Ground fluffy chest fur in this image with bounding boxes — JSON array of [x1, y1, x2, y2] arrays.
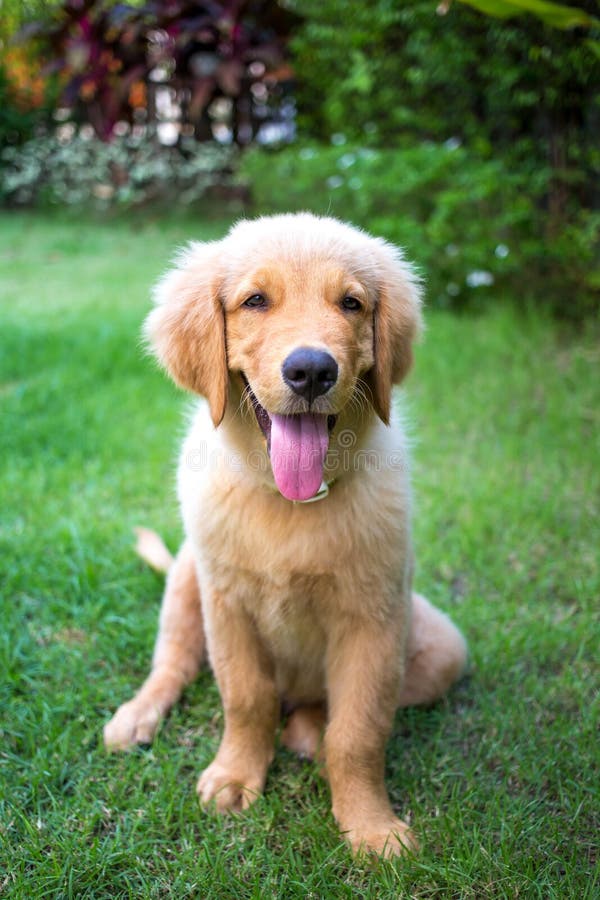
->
[[177, 401, 413, 703], [178, 403, 412, 587]]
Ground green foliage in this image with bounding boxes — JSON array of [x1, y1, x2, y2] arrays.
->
[[0, 46, 58, 149], [291, 1, 599, 164], [288, 0, 599, 319], [241, 141, 599, 317], [1, 212, 598, 897], [0, 1, 62, 147], [0, 65, 41, 146], [457, 0, 599, 30], [0, 130, 236, 209]]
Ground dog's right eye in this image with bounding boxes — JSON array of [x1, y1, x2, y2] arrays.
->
[[243, 294, 267, 309], [341, 296, 362, 312]]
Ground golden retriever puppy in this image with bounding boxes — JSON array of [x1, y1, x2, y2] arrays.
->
[[104, 213, 467, 858]]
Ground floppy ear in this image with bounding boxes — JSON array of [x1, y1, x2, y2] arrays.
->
[[144, 241, 228, 427], [365, 239, 423, 425]]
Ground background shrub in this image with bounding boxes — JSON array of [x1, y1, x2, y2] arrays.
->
[[0, 46, 57, 147], [291, 1, 599, 195], [0, 129, 236, 209], [282, 0, 599, 318], [2, 0, 598, 318], [241, 141, 598, 317]]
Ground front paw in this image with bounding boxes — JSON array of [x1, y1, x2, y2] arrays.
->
[[345, 817, 419, 859], [103, 698, 161, 751], [197, 759, 266, 813]]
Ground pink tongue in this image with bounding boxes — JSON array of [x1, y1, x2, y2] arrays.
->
[[270, 413, 329, 501]]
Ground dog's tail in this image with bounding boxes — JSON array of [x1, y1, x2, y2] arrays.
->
[[134, 527, 174, 574]]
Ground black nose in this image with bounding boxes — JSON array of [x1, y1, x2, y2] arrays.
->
[[282, 347, 339, 404]]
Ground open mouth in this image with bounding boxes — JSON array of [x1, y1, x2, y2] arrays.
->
[[242, 375, 337, 502]]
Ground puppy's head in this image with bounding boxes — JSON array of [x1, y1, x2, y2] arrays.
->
[[146, 214, 422, 500]]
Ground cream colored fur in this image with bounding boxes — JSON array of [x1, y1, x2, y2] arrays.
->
[[104, 214, 467, 858]]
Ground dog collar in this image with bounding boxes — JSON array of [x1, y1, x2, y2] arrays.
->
[[293, 479, 333, 504]]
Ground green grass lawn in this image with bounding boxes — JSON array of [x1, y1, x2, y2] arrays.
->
[[1, 211, 598, 898]]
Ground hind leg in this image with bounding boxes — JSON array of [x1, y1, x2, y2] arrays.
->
[[399, 593, 468, 707], [279, 595, 467, 759], [104, 539, 204, 750], [281, 704, 326, 762]]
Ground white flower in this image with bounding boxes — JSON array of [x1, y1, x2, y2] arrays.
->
[[495, 244, 510, 258], [466, 270, 494, 288], [337, 153, 356, 169], [326, 176, 344, 189], [444, 137, 461, 151]]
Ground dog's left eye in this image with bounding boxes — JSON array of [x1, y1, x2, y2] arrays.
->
[[243, 294, 267, 309], [341, 296, 362, 312]]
